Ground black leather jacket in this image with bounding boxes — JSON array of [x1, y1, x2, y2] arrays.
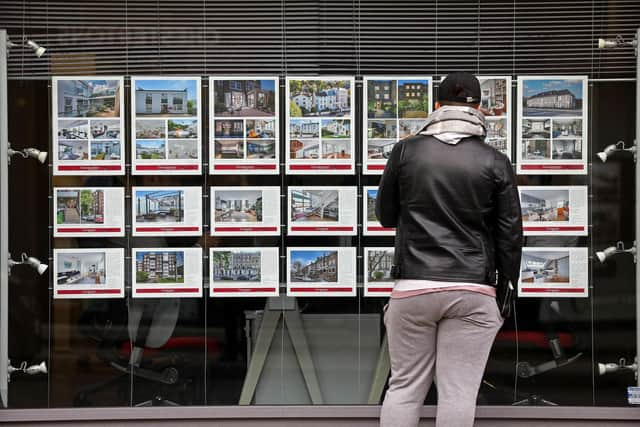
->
[[375, 134, 523, 289]]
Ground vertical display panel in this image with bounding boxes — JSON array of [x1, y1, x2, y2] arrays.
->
[[362, 186, 395, 236], [211, 186, 281, 236], [131, 76, 202, 175], [286, 247, 357, 297], [519, 186, 588, 236], [52, 76, 125, 175], [131, 186, 202, 236], [363, 76, 433, 174], [132, 247, 203, 298], [364, 247, 395, 297], [53, 248, 125, 299], [53, 187, 125, 237], [517, 76, 588, 174], [286, 77, 355, 174], [518, 247, 589, 297], [287, 186, 357, 236], [477, 76, 512, 158], [210, 247, 279, 297], [209, 77, 279, 174]]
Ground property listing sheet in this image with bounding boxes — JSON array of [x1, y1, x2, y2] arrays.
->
[[131, 76, 202, 174], [519, 186, 588, 236], [209, 76, 279, 174], [287, 186, 357, 236], [52, 76, 125, 175], [518, 247, 589, 297], [286, 77, 355, 174], [363, 76, 432, 174], [362, 186, 395, 236], [132, 247, 203, 298], [131, 186, 202, 236], [517, 76, 588, 174], [287, 246, 357, 297], [53, 248, 125, 299], [364, 247, 395, 297], [211, 186, 280, 236], [477, 76, 512, 159], [53, 187, 125, 237], [210, 247, 279, 297]]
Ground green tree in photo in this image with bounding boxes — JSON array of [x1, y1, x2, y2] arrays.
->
[[254, 198, 263, 221], [137, 271, 149, 283], [187, 100, 195, 115], [80, 190, 94, 218], [290, 102, 302, 117], [213, 251, 232, 270]]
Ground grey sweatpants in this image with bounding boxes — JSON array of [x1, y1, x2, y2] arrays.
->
[[380, 291, 503, 427]]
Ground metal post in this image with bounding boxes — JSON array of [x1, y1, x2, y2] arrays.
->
[[0, 28, 10, 407], [636, 27, 640, 387]]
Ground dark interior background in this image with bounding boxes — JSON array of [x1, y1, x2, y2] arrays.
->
[[1, 0, 638, 409]]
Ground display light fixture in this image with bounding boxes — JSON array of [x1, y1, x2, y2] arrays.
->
[[596, 140, 637, 163], [595, 241, 637, 264], [7, 252, 48, 276], [597, 357, 638, 377], [597, 35, 638, 50], [7, 143, 47, 164], [7, 360, 47, 382], [5, 38, 47, 58]]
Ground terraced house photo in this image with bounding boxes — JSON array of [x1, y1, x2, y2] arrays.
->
[[136, 251, 184, 284], [367, 79, 397, 118], [289, 80, 351, 117], [56, 189, 104, 225], [213, 250, 261, 282], [214, 79, 276, 117], [57, 79, 121, 118], [135, 79, 197, 117], [397, 79, 429, 118], [368, 250, 394, 282], [290, 250, 338, 282]]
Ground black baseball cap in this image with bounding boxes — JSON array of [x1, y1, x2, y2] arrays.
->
[[438, 72, 481, 105]]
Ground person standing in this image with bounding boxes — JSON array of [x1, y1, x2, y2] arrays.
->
[[377, 72, 523, 427]]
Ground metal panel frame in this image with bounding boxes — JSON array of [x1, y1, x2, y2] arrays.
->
[[0, 28, 9, 408]]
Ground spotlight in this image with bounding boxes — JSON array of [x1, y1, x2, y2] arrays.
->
[[595, 241, 636, 264], [596, 140, 636, 163], [597, 35, 638, 50], [24, 361, 48, 375], [25, 40, 46, 58], [7, 143, 48, 165], [8, 253, 48, 276], [597, 357, 637, 376]]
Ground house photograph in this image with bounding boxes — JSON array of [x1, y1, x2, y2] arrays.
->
[[322, 140, 351, 159], [215, 119, 244, 138], [398, 79, 429, 118], [136, 251, 184, 284], [58, 120, 88, 139], [136, 190, 184, 223], [56, 189, 104, 225], [522, 119, 551, 139], [367, 139, 396, 159], [289, 139, 319, 159], [552, 139, 582, 159], [520, 251, 570, 284], [58, 140, 88, 161], [57, 252, 106, 285], [136, 139, 165, 159], [522, 79, 583, 116], [479, 78, 508, 116], [521, 189, 570, 222], [215, 190, 263, 223], [290, 250, 338, 282], [368, 250, 394, 282], [214, 79, 276, 117], [168, 119, 198, 139], [246, 119, 276, 138], [289, 79, 351, 117], [290, 119, 319, 138], [552, 119, 582, 138], [247, 140, 276, 159], [522, 139, 551, 160], [367, 189, 377, 221], [321, 119, 350, 139], [213, 250, 261, 282], [91, 119, 120, 140], [136, 120, 165, 139], [399, 119, 425, 138], [368, 120, 397, 139], [57, 79, 120, 118], [135, 79, 197, 117], [168, 140, 198, 159], [291, 189, 339, 222], [367, 79, 397, 119], [91, 141, 121, 160], [215, 139, 244, 159]]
